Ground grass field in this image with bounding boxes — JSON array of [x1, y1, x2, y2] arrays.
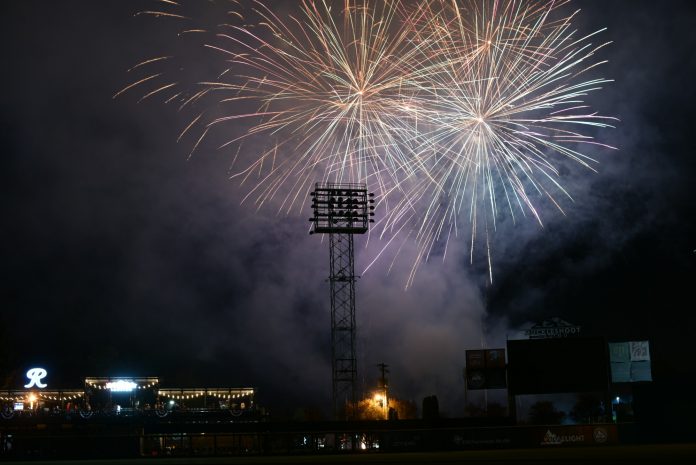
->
[[3, 444, 696, 465]]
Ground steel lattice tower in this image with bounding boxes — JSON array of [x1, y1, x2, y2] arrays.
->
[[310, 183, 374, 419]]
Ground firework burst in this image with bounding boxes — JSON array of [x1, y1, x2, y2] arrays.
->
[[377, 0, 617, 285], [120, 0, 616, 286], [121, 0, 435, 213]]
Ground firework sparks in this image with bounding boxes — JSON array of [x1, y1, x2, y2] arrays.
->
[[120, 0, 616, 286], [122, 0, 433, 213], [379, 0, 617, 285]]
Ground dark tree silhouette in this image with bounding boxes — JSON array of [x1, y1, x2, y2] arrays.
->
[[570, 393, 604, 424], [528, 401, 565, 425]]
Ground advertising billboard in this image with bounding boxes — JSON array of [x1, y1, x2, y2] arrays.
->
[[609, 341, 652, 383], [507, 337, 608, 395], [465, 349, 507, 390]]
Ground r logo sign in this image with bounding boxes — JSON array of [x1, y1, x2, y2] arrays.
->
[[24, 368, 48, 388]]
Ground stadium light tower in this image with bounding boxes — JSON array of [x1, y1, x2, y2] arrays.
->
[[310, 182, 374, 419]]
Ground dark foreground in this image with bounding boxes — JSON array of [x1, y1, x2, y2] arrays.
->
[[2, 444, 696, 465]]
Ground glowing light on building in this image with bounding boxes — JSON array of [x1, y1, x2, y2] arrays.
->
[[105, 380, 138, 392], [27, 393, 38, 410]]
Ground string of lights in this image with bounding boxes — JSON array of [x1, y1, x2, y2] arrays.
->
[[84, 377, 160, 391], [38, 392, 84, 401], [2, 377, 255, 406], [2, 392, 84, 402], [157, 389, 254, 401]]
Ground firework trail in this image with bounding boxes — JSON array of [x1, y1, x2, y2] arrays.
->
[[119, 0, 615, 286]]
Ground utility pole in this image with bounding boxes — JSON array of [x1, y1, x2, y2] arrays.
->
[[377, 363, 389, 419]]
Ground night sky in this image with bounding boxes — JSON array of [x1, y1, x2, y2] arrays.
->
[[2, 1, 695, 416]]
